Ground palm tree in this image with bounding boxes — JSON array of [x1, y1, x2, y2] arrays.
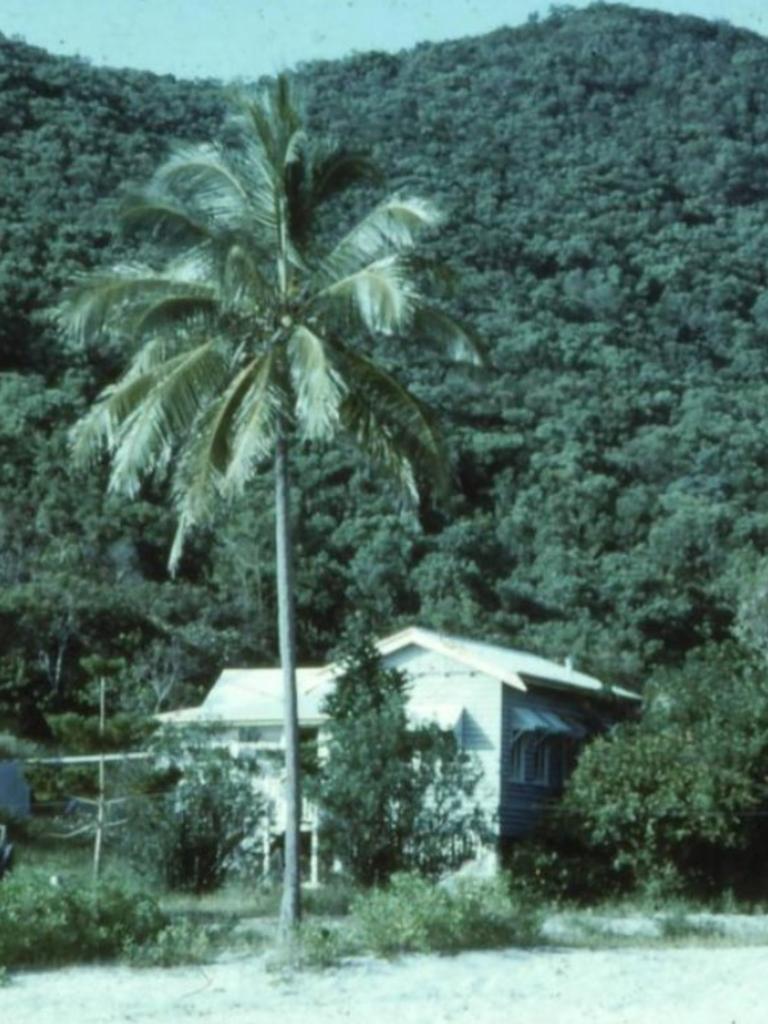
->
[[59, 76, 480, 937]]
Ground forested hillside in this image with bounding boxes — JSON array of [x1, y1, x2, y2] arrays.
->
[[3, 3, 768, 730]]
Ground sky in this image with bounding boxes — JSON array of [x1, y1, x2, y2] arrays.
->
[[1, 1, 766, 82]]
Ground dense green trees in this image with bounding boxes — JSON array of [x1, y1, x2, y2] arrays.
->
[[2, 3, 768, 782]]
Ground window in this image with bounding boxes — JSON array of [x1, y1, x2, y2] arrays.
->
[[509, 733, 580, 787], [509, 731, 550, 785], [238, 726, 262, 743]]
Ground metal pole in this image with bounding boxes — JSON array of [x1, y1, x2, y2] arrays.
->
[[93, 677, 106, 881]]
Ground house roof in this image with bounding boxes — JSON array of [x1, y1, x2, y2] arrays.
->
[[367, 627, 640, 701], [157, 625, 639, 728], [157, 667, 334, 726]]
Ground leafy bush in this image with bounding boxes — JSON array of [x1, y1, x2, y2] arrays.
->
[[0, 733, 38, 760], [296, 921, 357, 969], [120, 727, 264, 893], [351, 873, 541, 957], [560, 644, 768, 900], [310, 633, 486, 886], [123, 918, 215, 967], [0, 869, 167, 968], [303, 876, 360, 917], [503, 822, 624, 906]]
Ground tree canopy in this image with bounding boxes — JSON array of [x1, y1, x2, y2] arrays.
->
[[3, 3, 768, 729]]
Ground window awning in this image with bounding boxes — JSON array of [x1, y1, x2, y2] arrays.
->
[[509, 707, 586, 738]]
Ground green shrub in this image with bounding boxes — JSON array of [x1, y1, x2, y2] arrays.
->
[[120, 728, 264, 893], [303, 877, 361, 917], [0, 733, 38, 760], [503, 827, 623, 906], [351, 873, 541, 957], [557, 644, 768, 901], [0, 869, 167, 968], [123, 919, 215, 967], [658, 910, 723, 942], [298, 921, 356, 969]]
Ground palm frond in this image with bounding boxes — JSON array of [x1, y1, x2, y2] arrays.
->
[[274, 74, 302, 134], [314, 196, 442, 286], [223, 351, 280, 495], [284, 128, 308, 169], [119, 190, 213, 245], [288, 324, 346, 440], [412, 306, 488, 366], [167, 355, 271, 573], [311, 146, 382, 205], [130, 294, 218, 337], [221, 243, 273, 311], [315, 256, 416, 334], [59, 265, 196, 344], [231, 76, 301, 179], [70, 372, 157, 466], [335, 347, 448, 498], [107, 342, 229, 497], [152, 143, 258, 229]]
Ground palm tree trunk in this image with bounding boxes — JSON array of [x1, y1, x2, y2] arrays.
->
[[274, 430, 302, 939]]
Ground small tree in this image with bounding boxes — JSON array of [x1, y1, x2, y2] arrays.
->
[[309, 632, 484, 886], [560, 642, 768, 899], [122, 726, 264, 893]]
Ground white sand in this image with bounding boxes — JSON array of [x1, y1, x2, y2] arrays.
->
[[3, 943, 767, 1024]]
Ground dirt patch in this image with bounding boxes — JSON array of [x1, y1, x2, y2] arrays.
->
[[3, 943, 767, 1024]]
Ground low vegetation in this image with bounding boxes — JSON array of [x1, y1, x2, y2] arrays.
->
[[0, 869, 168, 969], [350, 873, 542, 957]]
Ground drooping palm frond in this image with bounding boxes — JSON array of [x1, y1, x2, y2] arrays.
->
[[288, 324, 346, 441], [107, 342, 229, 496], [129, 294, 218, 338], [313, 196, 442, 286], [221, 351, 281, 496], [335, 347, 448, 499], [315, 255, 417, 335], [411, 305, 487, 366], [71, 373, 158, 466], [58, 260, 220, 346], [286, 142, 381, 247], [153, 143, 275, 234], [310, 145, 382, 205], [166, 354, 275, 572], [120, 189, 214, 245], [59, 266, 181, 343]]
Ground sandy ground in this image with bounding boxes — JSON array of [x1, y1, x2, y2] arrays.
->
[[3, 941, 767, 1024]]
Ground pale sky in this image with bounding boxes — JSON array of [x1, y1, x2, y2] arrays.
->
[[1, 1, 766, 82]]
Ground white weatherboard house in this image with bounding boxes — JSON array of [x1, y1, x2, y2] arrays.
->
[[160, 627, 640, 854]]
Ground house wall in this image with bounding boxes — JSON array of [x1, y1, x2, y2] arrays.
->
[[499, 686, 612, 838], [384, 645, 503, 829]]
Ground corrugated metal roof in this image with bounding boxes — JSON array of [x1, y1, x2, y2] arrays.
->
[[157, 625, 640, 727], [158, 667, 334, 726], [374, 627, 640, 701]]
